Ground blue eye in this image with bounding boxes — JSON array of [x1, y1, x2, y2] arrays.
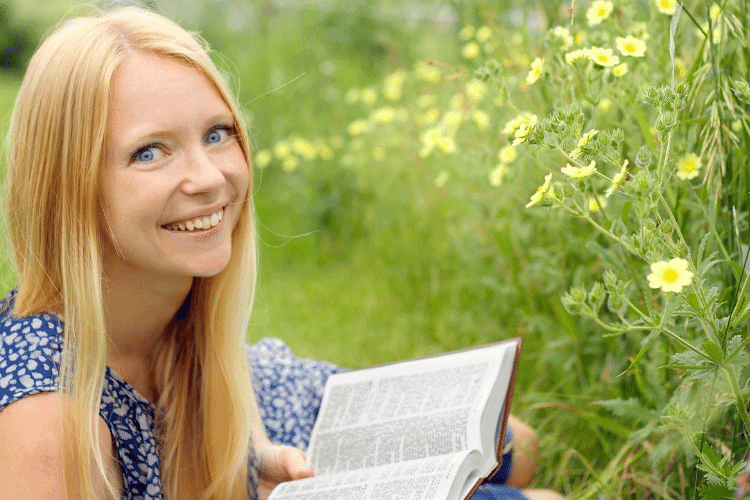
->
[[131, 144, 163, 164], [206, 126, 235, 145]]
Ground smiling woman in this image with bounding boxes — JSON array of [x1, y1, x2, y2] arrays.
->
[[101, 51, 249, 285], [0, 6, 310, 500]]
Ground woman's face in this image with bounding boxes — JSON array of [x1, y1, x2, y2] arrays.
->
[[101, 51, 249, 289]]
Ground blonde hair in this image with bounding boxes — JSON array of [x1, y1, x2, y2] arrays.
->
[[6, 6, 257, 500]]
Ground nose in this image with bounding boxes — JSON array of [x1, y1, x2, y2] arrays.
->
[[180, 147, 225, 198]]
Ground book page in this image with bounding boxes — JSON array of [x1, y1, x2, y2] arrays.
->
[[268, 450, 480, 500], [307, 340, 518, 475]]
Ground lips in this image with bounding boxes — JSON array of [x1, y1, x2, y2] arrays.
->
[[162, 207, 224, 232]]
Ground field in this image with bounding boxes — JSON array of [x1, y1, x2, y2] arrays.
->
[[1, 0, 749, 498]]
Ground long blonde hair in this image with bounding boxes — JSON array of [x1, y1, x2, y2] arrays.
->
[[6, 6, 257, 499]]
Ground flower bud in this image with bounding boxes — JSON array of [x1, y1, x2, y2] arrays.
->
[[636, 145, 652, 169]]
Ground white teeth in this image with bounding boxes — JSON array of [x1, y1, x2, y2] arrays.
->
[[165, 208, 224, 232]]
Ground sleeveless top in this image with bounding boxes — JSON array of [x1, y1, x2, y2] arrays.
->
[[0, 289, 258, 500]]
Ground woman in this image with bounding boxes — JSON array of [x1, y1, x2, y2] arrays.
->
[[0, 6, 310, 500]]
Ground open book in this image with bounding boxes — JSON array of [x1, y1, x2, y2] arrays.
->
[[267, 338, 522, 500]]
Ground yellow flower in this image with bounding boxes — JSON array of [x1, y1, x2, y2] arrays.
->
[[503, 113, 534, 135], [434, 170, 450, 188], [616, 36, 647, 57], [489, 164, 508, 187], [370, 106, 396, 123], [655, 0, 678, 15], [347, 119, 371, 136], [588, 196, 607, 212], [498, 145, 518, 163], [561, 160, 597, 179], [442, 110, 463, 127], [571, 129, 598, 159], [273, 140, 291, 159], [318, 145, 334, 161], [417, 107, 440, 127], [292, 137, 316, 160], [605, 160, 629, 197], [415, 61, 441, 83], [565, 48, 590, 65], [344, 88, 360, 104], [459, 25, 475, 41], [465, 79, 488, 102], [647, 258, 693, 292], [526, 173, 554, 208], [254, 149, 272, 168], [282, 156, 299, 172], [588, 47, 620, 67], [361, 87, 377, 105], [512, 114, 537, 146], [449, 93, 464, 110], [462, 42, 481, 59], [437, 136, 456, 154], [598, 98, 613, 112], [420, 127, 454, 157], [383, 70, 407, 101], [675, 57, 687, 78], [417, 94, 436, 109], [550, 26, 573, 49], [476, 25, 493, 43], [676, 153, 702, 180], [525, 58, 544, 85], [612, 62, 629, 77], [471, 110, 490, 130], [587, 0, 614, 26]]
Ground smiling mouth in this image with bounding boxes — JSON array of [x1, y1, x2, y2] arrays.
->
[[163, 207, 224, 232]]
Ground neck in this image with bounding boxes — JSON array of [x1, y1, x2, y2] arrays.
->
[[101, 270, 193, 403]]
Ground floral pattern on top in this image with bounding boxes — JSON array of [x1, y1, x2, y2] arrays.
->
[[0, 289, 258, 500]]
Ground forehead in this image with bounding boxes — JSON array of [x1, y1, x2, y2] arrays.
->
[[107, 51, 232, 143]]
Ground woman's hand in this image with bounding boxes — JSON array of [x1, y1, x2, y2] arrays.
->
[[257, 444, 315, 500]]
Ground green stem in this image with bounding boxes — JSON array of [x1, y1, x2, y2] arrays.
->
[[659, 326, 712, 360], [723, 364, 750, 436], [657, 132, 673, 192], [728, 258, 750, 325], [581, 214, 639, 256]]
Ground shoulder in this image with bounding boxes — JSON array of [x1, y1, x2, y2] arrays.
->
[[0, 392, 120, 500], [0, 300, 63, 412]]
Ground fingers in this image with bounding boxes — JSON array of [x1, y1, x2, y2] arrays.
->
[[279, 447, 314, 480], [260, 445, 314, 482]]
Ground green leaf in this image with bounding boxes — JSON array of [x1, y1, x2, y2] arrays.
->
[[579, 410, 632, 439], [594, 398, 658, 424], [620, 329, 660, 376], [698, 483, 733, 500], [701, 340, 724, 364]]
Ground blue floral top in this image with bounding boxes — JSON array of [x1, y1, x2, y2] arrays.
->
[[0, 288, 527, 500], [0, 289, 257, 500]]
